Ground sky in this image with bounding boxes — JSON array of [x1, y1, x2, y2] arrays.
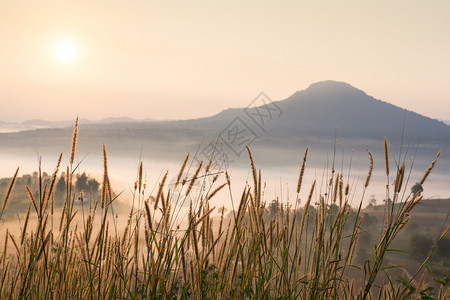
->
[[1, 0, 449, 123]]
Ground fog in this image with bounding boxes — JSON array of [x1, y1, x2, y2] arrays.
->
[[1, 148, 449, 216]]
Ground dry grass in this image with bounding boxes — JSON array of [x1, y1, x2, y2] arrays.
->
[[0, 121, 448, 299]]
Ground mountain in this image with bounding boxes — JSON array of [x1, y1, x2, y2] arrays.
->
[[1, 81, 449, 167], [278, 81, 449, 141], [0, 117, 151, 133], [182, 81, 450, 141]]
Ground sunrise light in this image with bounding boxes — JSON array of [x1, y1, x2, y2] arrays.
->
[[53, 39, 78, 63]]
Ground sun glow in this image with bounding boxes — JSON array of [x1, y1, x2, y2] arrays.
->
[[53, 39, 78, 62]]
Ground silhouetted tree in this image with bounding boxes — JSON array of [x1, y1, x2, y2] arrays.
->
[[56, 176, 66, 194], [268, 199, 280, 218], [367, 196, 377, 209], [88, 178, 100, 195], [76, 173, 88, 191], [24, 175, 32, 186], [411, 182, 423, 196]]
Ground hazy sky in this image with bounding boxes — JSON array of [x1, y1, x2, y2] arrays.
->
[[1, 0, 449, 122]]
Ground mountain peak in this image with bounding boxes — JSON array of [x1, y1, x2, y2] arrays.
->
[[307, 80, 356, 90], [292, 80, 367, 98]]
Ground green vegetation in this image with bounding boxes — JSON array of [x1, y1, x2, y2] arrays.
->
[[0, 120, 448, 299]]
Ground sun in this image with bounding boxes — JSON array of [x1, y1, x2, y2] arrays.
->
[[53, 39, 78, 62]]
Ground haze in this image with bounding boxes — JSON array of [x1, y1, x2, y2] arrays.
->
[[1, 1, 449, 122]]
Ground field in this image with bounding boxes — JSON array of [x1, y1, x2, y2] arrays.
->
[[0, 120, 449, 299]]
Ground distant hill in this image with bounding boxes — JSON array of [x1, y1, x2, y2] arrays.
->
[[1, 81, 449, 167], [0, 117, 150, 133]]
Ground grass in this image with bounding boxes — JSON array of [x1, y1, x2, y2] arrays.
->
[[0, 119, 448, 299]]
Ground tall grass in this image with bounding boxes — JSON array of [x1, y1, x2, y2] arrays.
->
[[0, 120, 448, 299]]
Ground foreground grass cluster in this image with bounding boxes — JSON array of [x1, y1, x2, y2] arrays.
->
[[0, 119, 448, 299]]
